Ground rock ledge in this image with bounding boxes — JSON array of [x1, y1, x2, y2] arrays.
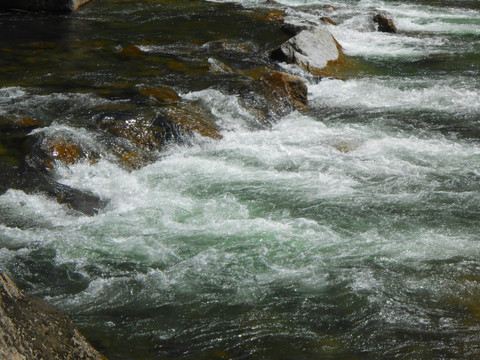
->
[[0, 273, 106, 360]]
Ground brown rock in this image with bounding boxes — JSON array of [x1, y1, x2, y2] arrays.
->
[[0, 117, 40, 133], [139, 87, 180, 103], [373, 13, 397, 33], [46, 140, 83, 167], [120, 151, 143, 170], [26, 136, 98, 172], [119, 45, 143, 58], [164, 104, 222, 140], [321, 16, 337, 26], [0, 272, 106, 360], [261, 72, 308, 115], [99, 118, 159, 151], [322, 4, 337, 11], [265, 10, 285, 23]]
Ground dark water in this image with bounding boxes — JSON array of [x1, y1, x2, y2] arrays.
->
[[1, 0, 480, 359]]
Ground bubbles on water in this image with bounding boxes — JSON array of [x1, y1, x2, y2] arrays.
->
[[309, 77, 480, 113]]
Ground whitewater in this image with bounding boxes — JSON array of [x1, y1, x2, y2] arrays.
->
[[1, 0, 479, 358]]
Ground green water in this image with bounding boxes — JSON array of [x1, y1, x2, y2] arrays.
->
[[1, 0, 480, 359]]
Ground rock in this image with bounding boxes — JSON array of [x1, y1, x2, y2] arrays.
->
[[139, 87, 180, 104], [41, 174, 108, 216], [44, 140, 84, 168], [323, 4, 337, 11], [119, 45, 143, 58], [261, 72, 308, 115], [0, 117, 40, 132], [280, 23, 310, 37], [11, 162, 107, 215], [320, 16, 337, 26], [260, 10, 285, 23], [373, 13, 397, 33], [0, 272, 106, 360], [97, 116, 161, 152], [0, 0, 92, 12], [26, 134, 99, 171], [161, 103, 222, 140], [271, 26, 342, 76], [208, 57, 234, 74]]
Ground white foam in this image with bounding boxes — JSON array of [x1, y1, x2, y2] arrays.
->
[[309, 77, 480, 113]]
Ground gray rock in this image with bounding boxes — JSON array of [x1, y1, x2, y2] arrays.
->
[[271, 25, 342, 75], [0, 272, 106, 359], [0, 0, 92, 12]]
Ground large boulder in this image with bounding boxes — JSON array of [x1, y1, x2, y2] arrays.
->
[[271, 25, 342, 75], [0, 0, 92, 12], [0, 273, 106, 359]]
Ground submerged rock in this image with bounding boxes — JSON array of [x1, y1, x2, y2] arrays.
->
[[270, 25, 342, 75], [0, 0, 93, 12], [119, 45, 144, 58], [261, 72, 308, 115], [0, 272, 106, 360], [373, 12, 397, 33], [0, 117, 40, 132], [139, 87, 180, 104], [8, 162, 108, 216], [255, 10, 285, 23]]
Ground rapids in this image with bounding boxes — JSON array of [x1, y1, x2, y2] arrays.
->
[[1, 0, 480, 358]]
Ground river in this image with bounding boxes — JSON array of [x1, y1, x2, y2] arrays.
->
[[1, 0, 480, 358]]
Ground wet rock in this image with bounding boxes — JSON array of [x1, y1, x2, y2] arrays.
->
[[139, 87, 180, 104], [44, 140, 83, 168], [97, 116, 161, 152], [42, 175, 107, 216], [0, 272, 106, 360], [161, 103, 222, 140], [93, 109, 210, 169], [119, 151, 143, 170], [280, 23, 310, 37], [256, 10, 285, 23], [26, 134, 99, 172], [0, 0, 93, 12], [0, 117, 40, 163], [208, 57, 234, 74], [323, 4, 337, 11], [0, 117, 40, 132], [320, 17, 337, 26], [373, 12, 397, 33], [261, 72, 308, 115], [119, 45, 144, 58], [4, 162, 107, 216], [0, 125, 107, 216], [271, 25, 342, 76]]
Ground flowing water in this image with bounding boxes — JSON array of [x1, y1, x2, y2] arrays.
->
[[1, 0, 480, 358]]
